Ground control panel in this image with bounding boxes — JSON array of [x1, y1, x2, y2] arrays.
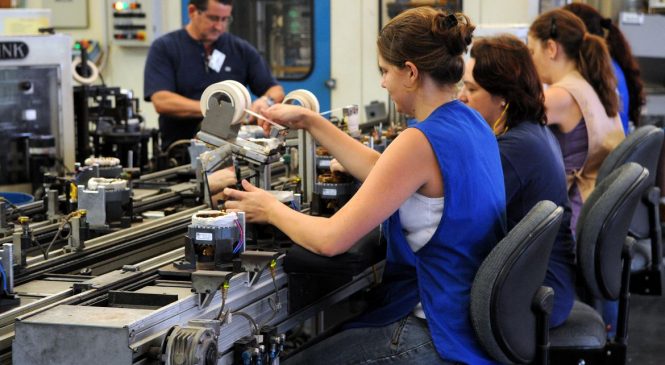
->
[[107, 0, 163, 47]]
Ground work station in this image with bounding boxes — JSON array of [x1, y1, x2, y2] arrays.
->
[[0, 0, 664, 364]]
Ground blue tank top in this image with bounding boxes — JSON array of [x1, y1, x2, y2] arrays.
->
[[349, 100, 506, 364], [612, 59, 630, 134]]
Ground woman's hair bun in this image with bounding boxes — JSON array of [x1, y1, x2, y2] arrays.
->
[[431, 11, 474, 56]]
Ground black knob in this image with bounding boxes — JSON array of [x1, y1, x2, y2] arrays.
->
[[19, 81, 32, 92]]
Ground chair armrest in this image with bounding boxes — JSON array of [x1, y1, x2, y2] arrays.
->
[[532, 286, 554, 315]]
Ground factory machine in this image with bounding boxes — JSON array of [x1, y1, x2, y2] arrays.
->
[[7, 81, 385, 364], [0, 34, 76, 194], [620, 12, 665, 125]]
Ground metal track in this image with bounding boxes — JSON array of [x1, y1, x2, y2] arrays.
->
[[15, 206, 203, 284]]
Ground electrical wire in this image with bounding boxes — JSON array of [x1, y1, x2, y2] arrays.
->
[[233, 311, 260, 335], [260, 260, 281, 327], [232, 218, 244, 254], [216, 281, 230, 321], [43, 211, 81, 260]]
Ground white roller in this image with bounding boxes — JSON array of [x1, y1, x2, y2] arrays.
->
[[87, 177, 127, 191], [192, 210, 238, 228], [283, 89, 320, 113], [71, 57, 99, 85], [84, 156, 120, 167], [269, 190, 294, 203], [200, 80, 251, 125]]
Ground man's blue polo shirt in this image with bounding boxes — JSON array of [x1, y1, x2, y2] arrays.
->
[[144, 29, 278, 148]]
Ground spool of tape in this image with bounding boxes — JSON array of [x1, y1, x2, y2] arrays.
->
[[200, 80, 251, 125], [268, 190, 294, 203], [71, 57, 99, 85], [192, 210, 237, 228], [87, 177, 127, 191], [84, 156, 120, 167], [283, 89, 320, 113]]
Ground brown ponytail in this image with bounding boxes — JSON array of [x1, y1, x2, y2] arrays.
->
[[564, 3, 645, 124], [530, 9, 618, 118], [378, 7, 475, 86], [578, 33, 619, 117]]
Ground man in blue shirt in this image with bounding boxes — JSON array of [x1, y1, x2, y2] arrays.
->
[[144, 0, 284, 149]]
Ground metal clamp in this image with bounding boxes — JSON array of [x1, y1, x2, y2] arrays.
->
[[240, 251, 281, 287], [191, 270, 233, 307]]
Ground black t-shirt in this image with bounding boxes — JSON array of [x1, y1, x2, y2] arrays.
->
[[144, 29, 278, 148], [498, 121, 576, 327]]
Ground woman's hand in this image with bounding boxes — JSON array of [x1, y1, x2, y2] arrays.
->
[[259, 104, 314, 135], [248, 96, 272, 123], [330, 158, 347, 174], [223, 180, 280, 224]]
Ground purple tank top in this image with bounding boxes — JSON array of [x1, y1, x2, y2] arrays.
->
[[553, 119, 588, 174]]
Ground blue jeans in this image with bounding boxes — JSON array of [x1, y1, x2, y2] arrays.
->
[[284, 314, 455, 365]]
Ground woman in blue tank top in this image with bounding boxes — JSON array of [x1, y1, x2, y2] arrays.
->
[[223, 7, 506, 364]]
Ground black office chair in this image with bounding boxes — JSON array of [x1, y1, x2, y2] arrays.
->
[[470, 200, 563, 365], [597, 125, 665, 295], [549, 163, 650, 364]]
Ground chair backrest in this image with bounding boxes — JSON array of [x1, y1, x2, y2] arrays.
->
[[577, 163, 650, 300], [597, 125, 664, 238], [471, 200, 563, 364]]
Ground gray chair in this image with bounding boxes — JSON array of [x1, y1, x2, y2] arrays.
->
[[550, 163, 650, 364], [471, 200, 563, 364], [597, 125, 665, 295]]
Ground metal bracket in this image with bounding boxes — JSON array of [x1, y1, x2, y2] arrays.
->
[[46, 189, 60, 222], [240, 251, 280, 287], [65, 215, 86, 252], [200, 100, 240, 143], [191, 270, 233, 308]]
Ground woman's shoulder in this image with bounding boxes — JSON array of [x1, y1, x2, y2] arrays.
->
[[500, 122, 556, 153], [545, 86, 576, 112]]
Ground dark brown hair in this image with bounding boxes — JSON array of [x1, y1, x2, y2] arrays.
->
[[190, 0, 233, 10], [470, 35, 547, 128], [530, 9, 618, 118], [377, 7, 475, 86], [563, 3, 645, 125]]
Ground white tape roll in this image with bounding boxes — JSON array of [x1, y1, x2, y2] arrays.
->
[[283, 89, 320, 113], [269, 190, 294, 203], [87, 177, 127, 191], [71, 57, 99, 85], [84, 156, 120, 167], [200, 80, 251, 125], [192, 210, 237, 228]]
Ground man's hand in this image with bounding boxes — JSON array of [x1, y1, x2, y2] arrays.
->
[[208, 167, 238, 194]]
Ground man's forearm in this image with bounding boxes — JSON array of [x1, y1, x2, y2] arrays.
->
[[151, 90, 203, 118]]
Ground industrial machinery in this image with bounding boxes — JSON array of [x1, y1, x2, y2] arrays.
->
[[311, 145, 356, 216], [72, 39, 158, 172], [177, 210, 246, 271], [77, 176, 132, 229], [74, 85, 158, 171], [0, 34, 75, 193], [196, 81, 318, 194], [7, 80, 385, 365]]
